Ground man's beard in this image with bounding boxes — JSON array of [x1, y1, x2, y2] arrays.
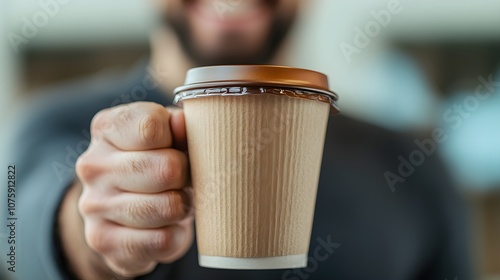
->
[[163, 12, 295, 66]]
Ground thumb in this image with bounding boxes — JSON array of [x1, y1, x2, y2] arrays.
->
[[167, 107, 187, 151]]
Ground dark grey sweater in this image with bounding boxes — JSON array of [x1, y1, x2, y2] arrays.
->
[[8, 62, 472, 280]]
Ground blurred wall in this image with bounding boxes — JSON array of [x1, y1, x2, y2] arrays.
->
[[3, 0, 500, 129], [4, 0, 155, 50], [0, 1, 19, 169], [289, 0, 500, 130]]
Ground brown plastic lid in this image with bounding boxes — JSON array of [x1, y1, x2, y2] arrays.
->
[[173, 65, 339, 112]]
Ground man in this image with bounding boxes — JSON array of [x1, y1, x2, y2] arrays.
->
[[11, 0, 472, 279]]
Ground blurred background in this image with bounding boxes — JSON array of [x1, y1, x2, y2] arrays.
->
[[0, 0, 499, 278]]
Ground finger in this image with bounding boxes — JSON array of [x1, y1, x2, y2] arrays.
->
[[84, 222, 157, 278], [111, 149, 189, 193], [85, 221, 190, 264], [158, 218, 194, 263], [75, 144, 114, 185], [91, 102, 173, 150], [167, 107, 187, 151], [105, 189, 192, 229]]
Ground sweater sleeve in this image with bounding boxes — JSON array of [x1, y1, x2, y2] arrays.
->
[[8, 108, 86, 280]]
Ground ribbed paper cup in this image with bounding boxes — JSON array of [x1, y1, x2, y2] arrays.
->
[[174, 65, 339, 270]]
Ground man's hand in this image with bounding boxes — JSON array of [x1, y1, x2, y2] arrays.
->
[[72, 102, 193, 278]]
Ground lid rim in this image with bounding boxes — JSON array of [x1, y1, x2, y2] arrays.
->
[[174, 82, 338, 100], [174, 65, 339, 111], [174, 86, 340, 114]]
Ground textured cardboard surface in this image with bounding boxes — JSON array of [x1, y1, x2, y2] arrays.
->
[[184, 94, 330, 260]]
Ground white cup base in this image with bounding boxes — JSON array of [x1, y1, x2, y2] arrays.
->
[[198, 254, 307, 270]]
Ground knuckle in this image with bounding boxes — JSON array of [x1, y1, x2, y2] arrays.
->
[[75, 152, 100, 183], [157, 153, 182, 187], [164, 192, 189, 221], [149, 230, 173, 252], [145, 102, 167, 117], [77, 191, 103, 216], [85, 226, 109, 253], [90, 110, 110, 134], [138, 112, 164, 145]]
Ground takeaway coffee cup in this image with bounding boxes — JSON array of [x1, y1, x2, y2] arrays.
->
[[174, 65, 339, 269]]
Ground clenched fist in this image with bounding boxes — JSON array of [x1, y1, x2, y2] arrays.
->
[[64, 102, 194, 278]]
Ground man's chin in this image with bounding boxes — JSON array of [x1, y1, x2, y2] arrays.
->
[[191, 49, 268, 66], [163, 10, 295, 67]]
